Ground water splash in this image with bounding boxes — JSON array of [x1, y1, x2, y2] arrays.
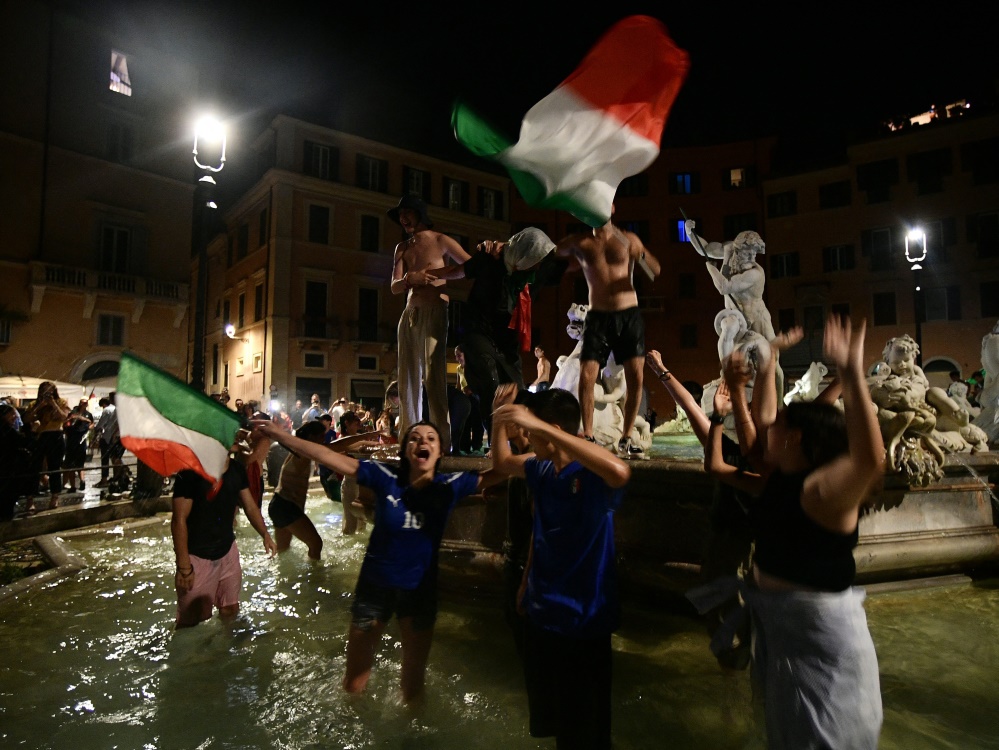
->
[[947, 452, 999, 510]]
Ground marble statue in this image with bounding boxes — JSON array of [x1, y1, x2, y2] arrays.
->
[[551, 303, 652, 452], [685, 221, 783, 395], [784, 361, 829, 406], [973, 320, 999, 443], [870, 334, 988, 486]]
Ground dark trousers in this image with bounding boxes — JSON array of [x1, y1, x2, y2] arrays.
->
[[100, 440, 112, 481]]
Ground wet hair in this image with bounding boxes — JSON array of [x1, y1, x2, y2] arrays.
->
[[295, 420, 327, 441], [397, 420, 443, 485], [782, 401, 848, 469], [524, 388, 581, 435]]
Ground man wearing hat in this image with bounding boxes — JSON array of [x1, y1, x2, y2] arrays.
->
[[428, 227, 565, 441], [388, 195, 470, 452]]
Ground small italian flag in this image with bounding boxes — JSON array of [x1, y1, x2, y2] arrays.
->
[[452, 15, 689, 228], [116, 352, 242, 483]]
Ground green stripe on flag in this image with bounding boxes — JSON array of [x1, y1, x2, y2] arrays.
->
[[451, 100, 513, 158], [117, 352, 242, 447], [506, 167, 608, 229]]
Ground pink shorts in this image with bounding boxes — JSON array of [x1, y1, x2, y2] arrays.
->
[[176, 542, 242, 627]]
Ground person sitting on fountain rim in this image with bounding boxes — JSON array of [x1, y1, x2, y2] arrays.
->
[[694, 314, 885, 749], [556, 206, 661, 458], [491, 386, 631, 750]]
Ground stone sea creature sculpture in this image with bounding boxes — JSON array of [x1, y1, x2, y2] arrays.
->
[[784, 361, 829, 406]]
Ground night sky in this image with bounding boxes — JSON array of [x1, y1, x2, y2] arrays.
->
[[64, 1, 999, 181]]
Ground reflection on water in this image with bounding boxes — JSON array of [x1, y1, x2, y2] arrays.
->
[[1, 497, 999, 749]]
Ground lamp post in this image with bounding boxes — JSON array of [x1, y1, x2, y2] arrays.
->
[[905, 227, 927, 367], [190, 116, 226, 392]]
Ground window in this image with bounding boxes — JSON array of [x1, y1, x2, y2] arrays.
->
[[907, 148, 952, 195], [924, 286, 961, 321], [237, 293, 245, 329], [969, 212, 999, 258], [97, 314, 125, 346], [304, 141, 338, 181], [106, 122, 133, 163], [223, 299, 230, 326], [872, 292, 897, 326], [819, 180, 851, 209], [923, 218, 958, 264], [982, 281, 999, 318], [725, 166, 756, 189], [304, 352, 326, 369], [769, 252, 800, 279], [403, 167, 431, 200], [778, 308, 796, 331], [831, 302, 851, 319], [360, 215, 380, 253], [674, 218, 700, 243], [680, 324, 697, 348], [669, 172, 700, 195], [100, 224, 130, 274], [618, 220, 649, 245], [822, 244, 855, 272], [109, 50, 131, 96], [211, 344, 219, 386], [0, 319, 11, 345], [304, 281, 328, 338], [358, 288, 379, 341], [960, 137, 999, 185], [767, 191, 797, 218], [237, 224, 249, 260], [258, 210, 267, 246], [308, 205, 330, 244], [863, 228, 894, 271], [356, 154, 388, 192], [444, 178, 469, 212], [723, 213, 757, 238], [254, 284, 264, 322], [678, 273, 696, 299], [358, 355, 378, 371], [856, 158, 899, 204], [479, 187, 504, 219], [617, 173, 649, 197]]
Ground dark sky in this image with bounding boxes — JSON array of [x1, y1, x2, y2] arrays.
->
[[68, 1, 999, 174]]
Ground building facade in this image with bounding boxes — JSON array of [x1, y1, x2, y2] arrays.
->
[[0, 1, 199, 389], [204, 115, 511, 413], [762, 112, 999, 387]]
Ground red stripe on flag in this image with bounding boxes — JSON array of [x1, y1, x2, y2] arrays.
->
[[560, 16, 690, 145], [120, 436, 217, 483]]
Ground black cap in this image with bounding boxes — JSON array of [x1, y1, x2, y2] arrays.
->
[[387, 194, 434, 228]]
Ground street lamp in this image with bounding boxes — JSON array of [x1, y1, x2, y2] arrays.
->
[[190, 115, 226, 392], [905, 227, 927, 367], [224, 322, 247, 343]]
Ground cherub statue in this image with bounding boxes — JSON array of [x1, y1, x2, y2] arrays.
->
[[973, 320, 999, 443], [870, 334, 988, 485]]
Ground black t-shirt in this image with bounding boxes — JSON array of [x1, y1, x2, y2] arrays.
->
[[173, 461, 248, 560], [461, 252, 509, 337]]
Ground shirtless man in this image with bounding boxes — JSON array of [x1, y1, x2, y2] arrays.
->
[[389, 195, 470, 452], [531, 346, 551, 392], [557, 211, 661, 457]]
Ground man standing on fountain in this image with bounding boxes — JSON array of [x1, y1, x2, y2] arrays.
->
[[556, 208, 660, 457], [389, 195, 470, 454]]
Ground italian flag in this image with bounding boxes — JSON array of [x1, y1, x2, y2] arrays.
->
[[116, 352, 242, 483], [452, 15, 689, 228]]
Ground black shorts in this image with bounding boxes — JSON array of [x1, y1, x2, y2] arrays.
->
[[267, 493, 305, 528], [580, 307, 645, 367], [524, 622, 612, 748], [350, 574, 438, 632]]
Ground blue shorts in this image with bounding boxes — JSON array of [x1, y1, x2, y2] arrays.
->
[[351, 574, 438, 632], [267, 493, 305, 528]]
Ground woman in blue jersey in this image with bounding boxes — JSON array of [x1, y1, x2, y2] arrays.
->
[[253, 418, 504, 704]]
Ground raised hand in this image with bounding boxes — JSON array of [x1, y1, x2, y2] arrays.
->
[[492, 382, 519, 412], [645, 350, 668, 377], [770, 326, 804, 352], [824, 314, 866, 373], [722, 351, 752, 389], [713, 380, 733, 418]]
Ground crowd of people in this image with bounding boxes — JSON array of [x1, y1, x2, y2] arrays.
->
[[4, 191, 897, 748]]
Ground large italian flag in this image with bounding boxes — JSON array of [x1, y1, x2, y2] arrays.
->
[[452, 15, 689, 228], [116, 352, 242, 483]]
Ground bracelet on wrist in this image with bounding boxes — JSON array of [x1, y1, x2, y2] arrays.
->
[[658, 370, 672, 381], [709, 413, 725, 426], [177, 566, 193, 574]]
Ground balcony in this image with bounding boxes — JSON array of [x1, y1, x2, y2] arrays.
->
[[346, 320, 396, 351], [28, 261, 189, 326], [294, 315, 342, 345]]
